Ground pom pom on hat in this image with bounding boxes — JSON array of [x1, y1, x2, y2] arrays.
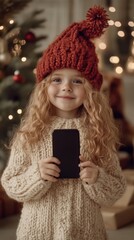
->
[[36, 5, 109, 91], [86, 5, 109, 38]]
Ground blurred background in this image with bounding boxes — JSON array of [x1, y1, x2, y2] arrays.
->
[[0, 0, 134, 239]]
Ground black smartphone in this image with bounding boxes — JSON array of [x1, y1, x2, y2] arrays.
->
[[52, 129, 80, 178]]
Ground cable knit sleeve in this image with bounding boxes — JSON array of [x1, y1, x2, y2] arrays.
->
[[82, 154, 126, 207], [1, 143, 52, 202]]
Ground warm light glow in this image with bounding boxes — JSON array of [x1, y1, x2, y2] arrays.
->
[[98, 42, 107, 50], [115, 66, 123, 74], [131, 41, 134, 54], [127, 62, 134, 70], [109, 56, 120, 64], [17, 109, 22, 114], [21, 57, 27, 62], [115, 21, 121, 27], [128, 21, 134, 27], [108, 20, 114, 26], [109, 7, 116, 12], [127, 57, 134, 72], [33, 68, 36, 74], [9, 19, 14, 24], [8, 115, 13, 120], [131, 31, 134, 37], [0, 26, 4, 30], [117, 31, 125, 37], [14, 70, 20, 75]]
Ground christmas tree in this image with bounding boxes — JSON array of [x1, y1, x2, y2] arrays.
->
[[0, 0, 47, 170]]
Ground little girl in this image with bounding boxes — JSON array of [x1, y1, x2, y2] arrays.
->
[[1, 6, 126, 240]]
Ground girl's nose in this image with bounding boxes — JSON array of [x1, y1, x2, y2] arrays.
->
[[62, 83, 72, 92]]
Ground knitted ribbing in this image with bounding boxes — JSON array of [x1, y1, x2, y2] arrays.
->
[[1, 117, 126, 240]]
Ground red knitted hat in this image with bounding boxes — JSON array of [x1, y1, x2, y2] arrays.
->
[[36, 6, 109, 90]]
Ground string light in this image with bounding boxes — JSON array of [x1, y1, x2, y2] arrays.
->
[[102, 4, 133, 73], [115, 66, 123, 74], [117, 31, 125, 37], [8, 115, 13, 120], [126, 57, 134, 72], [109, 56, 120, 64], [108, 20, 114, 26], [109, 7, 116, 12], [128, 21, 134, 27], [17, 109, 22, 114], [114, 21, 122, 27], [131, 31, 134, 37], [0, 26, 4, 30], [21, 57, 27, 62], [9, 19, 14, 24], [127, 61, 134, 71], [98, 42, 107, 50], [33, 68, 36, 74]]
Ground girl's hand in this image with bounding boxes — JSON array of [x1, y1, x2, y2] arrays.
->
[[38, 157, 61, 182], [79, 156, 99, 184]]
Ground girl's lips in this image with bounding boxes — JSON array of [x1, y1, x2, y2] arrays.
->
[[57, 96, 75, 99]]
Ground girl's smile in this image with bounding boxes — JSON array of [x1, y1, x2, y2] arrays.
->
[[56, 96, 75, 99], [47, 68, 86, 118]]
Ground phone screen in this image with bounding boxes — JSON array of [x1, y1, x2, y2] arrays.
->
[[52, 129, 80, 178]]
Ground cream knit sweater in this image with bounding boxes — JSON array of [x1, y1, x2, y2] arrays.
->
[[1, 116, 126, 240]]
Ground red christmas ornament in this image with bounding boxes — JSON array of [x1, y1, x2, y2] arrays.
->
[[13, 70, 23, 83], [24, 31, 36, 42]]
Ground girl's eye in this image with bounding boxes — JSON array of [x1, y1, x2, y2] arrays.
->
[[72, 79, 84, 84], [51, 78, 62, 84]]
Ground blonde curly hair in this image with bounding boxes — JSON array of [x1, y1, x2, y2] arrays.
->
[[83, 80, 119, 163], [10, 74, 119, 162]]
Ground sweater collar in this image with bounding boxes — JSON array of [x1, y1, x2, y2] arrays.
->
[[49, 113, 86, 130]]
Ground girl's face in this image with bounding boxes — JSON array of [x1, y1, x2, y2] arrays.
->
[[47, 68, 86, 118]]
